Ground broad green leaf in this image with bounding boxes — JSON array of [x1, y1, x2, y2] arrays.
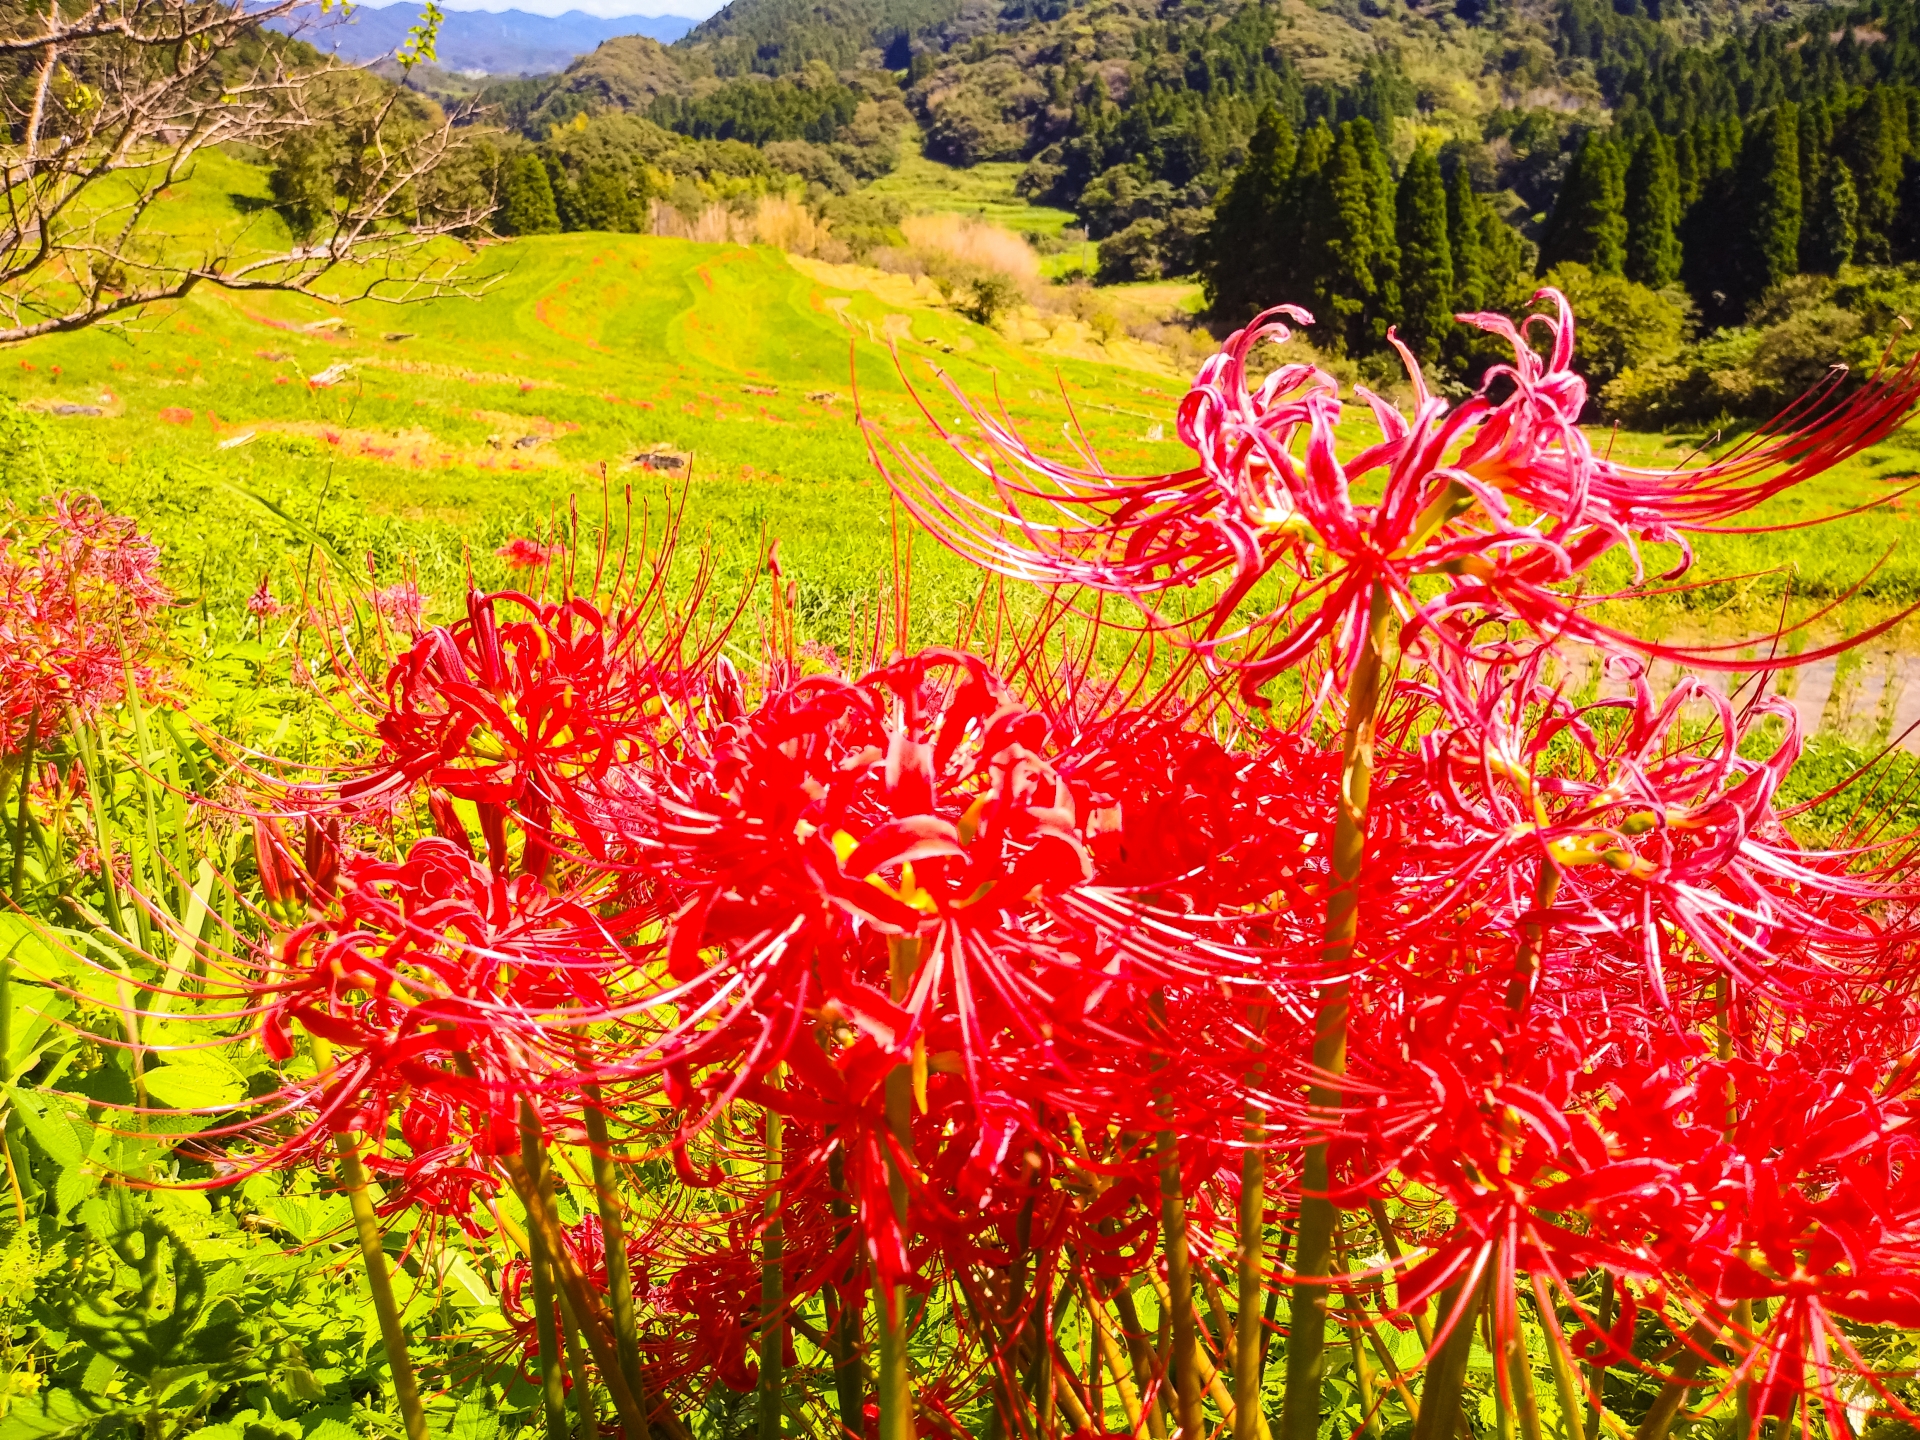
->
[[143, 1052, 247, 1111], [0, 1387, 130, 1440], [439, 1255, 496, 1311], [0, 915, 77, 989], [6, 1086, 97, 1171], [450, 1389, 500, 1440], [53, 1165, 99, 1220]]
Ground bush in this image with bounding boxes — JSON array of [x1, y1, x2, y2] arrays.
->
[[1095, 210, 1208, 282], [1538, 262, 1691, 398], [1600, 266, 1920, 426]]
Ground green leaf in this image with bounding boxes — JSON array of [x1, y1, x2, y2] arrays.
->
[[53, 1165, 99, 1219], [450, 1389, 501, 1440], [439, 1256, 496, 1311], [0, 1388, 133, 1440], [7, 1086, 97, 1171], [143, 1053, 247, 1111]]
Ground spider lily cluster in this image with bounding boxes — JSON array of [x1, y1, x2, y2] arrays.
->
[[123, 291, 1920, 1440]]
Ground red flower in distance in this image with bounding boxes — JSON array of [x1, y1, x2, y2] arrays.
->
[[497, 536, 557, 570], [870, 291, 1920, 700], [0, 493, 171, 753]]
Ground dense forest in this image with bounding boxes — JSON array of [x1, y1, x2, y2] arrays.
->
[[440, 0, 1920, 414]]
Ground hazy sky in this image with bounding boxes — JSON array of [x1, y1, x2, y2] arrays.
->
[[358, 0, 727, 20]]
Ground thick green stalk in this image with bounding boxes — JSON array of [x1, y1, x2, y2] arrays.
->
[[1585, 1273, 1615, 1440], [1409, 1280, 1481, 1440], [1282, 583, 1394, 1440], [1632, 1317, 1721, 1440], [758, 1081, 786, 1440], [828, 1146, 865, 1437], [879, 936, 921, 1440], [1536, 1288, 1585, 1440], [580, 1081, 654, 1440], [336, 1135, 431, 1440], [1235, 1004, 1270, 1440], [1116, 1280, 1169, 1440], [558, 1285, 601, 1440], [1156, 1128, 1203, 1440], [1506, 1322, 1544, 1440], [523, 1100, 572, 1440], [311, 1035, 429, 1440]]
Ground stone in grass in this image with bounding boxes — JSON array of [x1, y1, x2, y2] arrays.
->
[[49, 404, 103, 416]]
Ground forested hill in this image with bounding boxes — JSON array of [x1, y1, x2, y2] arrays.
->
[[466, 0, 1920, 410]]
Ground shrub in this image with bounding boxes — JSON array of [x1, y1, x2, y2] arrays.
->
[[1538, 262, 1691, 397]]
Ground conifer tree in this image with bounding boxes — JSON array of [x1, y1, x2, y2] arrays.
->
[[1279, 119, 1335, 311], [1812, 159, 1859, 271], [1797, 99, 1831, 242], [1355, 118, 1401, 334], [1317, 120, 1395, 355], [502, 152, 561, 236], [1739, 102, 1801, 300], [1675, 127, 1702, 207], [1623, 130, 1681, 287], [1202, 104, 1296, 321], [1446, 161, 1488, 312], [1849, 87, 1908, 260], [1539, 131, 1626, 274], [1396, 146, 1453, 362], [1480, 202, 1529, 299]]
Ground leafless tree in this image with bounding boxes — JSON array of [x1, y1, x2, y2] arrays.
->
[[0, 0, 493, 342]]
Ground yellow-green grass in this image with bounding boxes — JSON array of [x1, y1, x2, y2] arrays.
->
[[0, 194, 1193, 651], [6, 147, 1920, 665], [865, 150, 1080, 238]]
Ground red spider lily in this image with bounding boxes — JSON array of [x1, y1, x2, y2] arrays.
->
[[247, 574, 282, 619], [0, 493, 171, 752], [1401, 644, 1920, 1016], [497, 536, 558, 570], [247, 829, 641, 1217], [298, 588, 721, 872], [869, 292, 1920, 699]]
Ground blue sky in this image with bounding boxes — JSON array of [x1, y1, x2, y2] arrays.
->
[[369, 0, 725, 21]]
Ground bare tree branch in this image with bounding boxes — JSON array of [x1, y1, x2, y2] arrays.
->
[[0, 0, 495, 342]]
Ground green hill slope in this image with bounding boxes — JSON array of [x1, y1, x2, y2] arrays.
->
[[0, 214, 1199, 640]]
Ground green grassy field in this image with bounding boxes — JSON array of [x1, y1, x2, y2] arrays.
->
[[865, 151, 1081, 238], [8, 147, 1920, 676], [0, 152, 1206, 654]]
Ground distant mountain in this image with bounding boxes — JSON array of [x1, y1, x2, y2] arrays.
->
[[278, 5, 695, 75]]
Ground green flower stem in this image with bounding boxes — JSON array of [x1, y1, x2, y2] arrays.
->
[[1156, 1126, 1203, 1440], [558, 1282, 601, 1440], [827, 1144, 865, 1437], [1282, 582, 1394, 1440], [880, 936, 921, 1440], [580, 1078, 654, 1440], [1234, 1031, 1270, 1440], [1585, 1272, 1614, 1440], [1409, 1280, 1481, 1440], [758, 1074, 786, 1440], [310, 1035, 428, 1440], [521, 1100, 571, 1440], [1631, 1316, 1721, 1440]]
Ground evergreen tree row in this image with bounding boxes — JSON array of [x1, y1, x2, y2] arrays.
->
[[1541, 80, 1920, 319], [1200, 105, 1525, 364]]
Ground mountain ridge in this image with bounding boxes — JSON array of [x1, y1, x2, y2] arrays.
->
[[276, 4, 695, 75]]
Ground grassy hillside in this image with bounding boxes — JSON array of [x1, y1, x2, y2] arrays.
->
[[0, 183, 1202, 652], [7, 149, 1920, 690]]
